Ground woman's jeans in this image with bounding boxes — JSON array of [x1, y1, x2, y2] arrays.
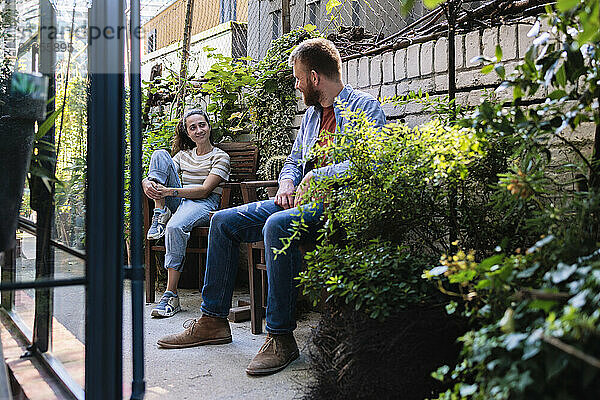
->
[[201, 199, 324, 334], [147, 149, 220, 272]]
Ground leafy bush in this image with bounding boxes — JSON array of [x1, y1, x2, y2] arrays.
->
[[201, 47, 256, 141], [288, 104, 524, 320], [421, 4, 600, 399]]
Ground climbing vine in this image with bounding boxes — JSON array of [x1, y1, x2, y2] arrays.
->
[[247, 25, 322, 179]]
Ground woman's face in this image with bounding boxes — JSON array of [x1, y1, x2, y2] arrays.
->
[[185, 113, 210, 147]]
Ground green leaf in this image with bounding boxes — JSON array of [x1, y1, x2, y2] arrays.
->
[[399, 0, 416, 15], [325, 0, 342, 14], [556, 0, 579, 12], [449, 269, 477, 283], [37, 105, 63, 140], [513, 85, 523, 100], [495, 45, 503, 61], [528, 299, 557, 312], [481, 64, 494, 74], [423, 0, 445, 8], [494, 64, 506, 79], [548, 89, 567, 100], [475, 279, 492, 289], [478, 254, 504, 272]]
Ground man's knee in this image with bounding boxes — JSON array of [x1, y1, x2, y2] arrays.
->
[[165, 221, 185, 236], [210, 207, 237, 235], [263, 212, 290, 240]]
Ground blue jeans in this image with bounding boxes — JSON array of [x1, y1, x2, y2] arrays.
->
[[147, 150, 221, 272], [200, 200, 323, 334]]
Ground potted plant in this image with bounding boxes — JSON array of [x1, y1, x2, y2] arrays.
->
[[0, 71, 48, 251]]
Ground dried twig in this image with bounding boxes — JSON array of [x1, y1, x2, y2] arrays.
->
[[542, 335, 600, 369], [512, 288, 572, 302]]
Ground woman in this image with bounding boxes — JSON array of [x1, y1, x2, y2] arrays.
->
[[142, 109, 230, 318]]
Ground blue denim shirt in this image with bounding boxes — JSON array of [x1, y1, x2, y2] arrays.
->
[[278, 85, 386, 186]]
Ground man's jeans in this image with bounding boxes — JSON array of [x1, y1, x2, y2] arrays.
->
[[200, 200, 323, 334], [147, 149, 220, 272]]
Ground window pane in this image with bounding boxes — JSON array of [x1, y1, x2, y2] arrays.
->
[[51, 284, 86, 392]]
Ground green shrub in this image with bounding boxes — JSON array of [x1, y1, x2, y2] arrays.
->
[[201, 47, 256, 142], [284, 104, 523, 320], [422, 4, 600, 398]]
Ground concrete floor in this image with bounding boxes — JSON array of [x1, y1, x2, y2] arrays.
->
[[13, 233, 319, 399], [123, 287, 318, 400]]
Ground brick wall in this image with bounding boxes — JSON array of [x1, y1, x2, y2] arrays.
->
[[342, 23, 535, 126], [293, 20, 595, 158]]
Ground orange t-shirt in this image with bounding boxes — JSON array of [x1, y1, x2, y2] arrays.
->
[[316, 106, 336, 168]]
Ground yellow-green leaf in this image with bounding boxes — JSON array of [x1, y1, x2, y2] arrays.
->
[[423, 0, 445, 9], [325, 0, 342, 14], [556, 0, 579, 12]]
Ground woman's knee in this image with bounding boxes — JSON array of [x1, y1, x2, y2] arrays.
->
[[150, 149, 170, 162], [165, 218, 186, 236]]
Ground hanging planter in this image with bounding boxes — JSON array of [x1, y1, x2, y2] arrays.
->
[[0, 72, 48, 252]]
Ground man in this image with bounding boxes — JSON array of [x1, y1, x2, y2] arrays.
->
[[157, 38, 386, 376]]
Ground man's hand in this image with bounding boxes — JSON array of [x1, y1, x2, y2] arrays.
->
[[142, 179, 167, 200], [294, 171, 314, 207], [275, 179, 296, 209]]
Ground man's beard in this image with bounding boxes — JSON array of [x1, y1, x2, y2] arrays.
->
[[302, 81, 322, 107]]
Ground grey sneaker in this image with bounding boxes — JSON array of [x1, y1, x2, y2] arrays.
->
[[147, 207, 172, 240], [151, 291, 181, 318]]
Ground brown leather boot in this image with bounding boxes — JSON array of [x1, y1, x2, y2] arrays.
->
[[245, 333, 299, 376], [157, 314, 232, 349]]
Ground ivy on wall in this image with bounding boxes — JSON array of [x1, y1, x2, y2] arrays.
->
[[247, 25, 321, 180]]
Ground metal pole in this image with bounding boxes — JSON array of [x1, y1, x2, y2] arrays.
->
[[447, 1, 457, 113], [85, 0, 125, 397], [32, 0, 57, 354], [129, 0, 146, 398], [447, 1, 458, 252], [0, 248, 16, 310], [281, 0, 290, 34]]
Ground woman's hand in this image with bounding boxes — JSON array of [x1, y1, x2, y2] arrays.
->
[[154, 183, 171, 198], [142, 179, 166, 200]]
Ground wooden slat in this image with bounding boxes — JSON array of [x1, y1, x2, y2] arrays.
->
[[228, 306, 250, 322], [256, 262, 266, 271]]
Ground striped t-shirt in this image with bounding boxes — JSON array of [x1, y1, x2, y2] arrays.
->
[[172, 147, 230, 196]]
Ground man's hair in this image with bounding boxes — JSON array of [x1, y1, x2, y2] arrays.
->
[[288, 38, 342, 81]]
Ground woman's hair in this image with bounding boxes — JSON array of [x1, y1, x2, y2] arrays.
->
[[171, 109, 212, 155]]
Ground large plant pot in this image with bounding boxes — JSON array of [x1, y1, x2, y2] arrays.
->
[[304, 299, 467, 400], [0, 72, 48, 252]]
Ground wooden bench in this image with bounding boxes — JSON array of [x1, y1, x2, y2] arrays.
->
[[143, 142, 258, 303]]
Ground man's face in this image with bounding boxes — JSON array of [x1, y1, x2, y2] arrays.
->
[[293, 61, 321, 107]]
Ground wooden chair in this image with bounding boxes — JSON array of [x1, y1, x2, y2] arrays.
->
[[240, 180, 279, 334], [143, 142, 259, 303]]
